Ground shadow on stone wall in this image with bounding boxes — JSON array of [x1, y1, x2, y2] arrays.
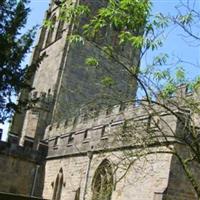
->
[[0, 192, 48, 200]]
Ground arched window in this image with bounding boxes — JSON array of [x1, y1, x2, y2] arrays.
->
[[46, 15, 57, 46], [52, 168, 63, 200], [92, 159, 113, 200], [56, 19, 65, 40]]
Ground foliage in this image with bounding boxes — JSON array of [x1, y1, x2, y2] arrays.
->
[[85, 57, 99, 68], [0, 0, 37, 123]]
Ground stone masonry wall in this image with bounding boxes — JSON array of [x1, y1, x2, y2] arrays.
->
[[0, 153, 36, 195], [44, 102, 178, 159], [43, 151, 172, 200], [0, 141, 46, 198], [52, 40, 138, 122], [162, 153, 198, 200], [51, 0, 139, 122]]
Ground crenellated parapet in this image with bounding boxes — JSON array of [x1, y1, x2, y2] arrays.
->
[[0, 139, 48, 164], [44, 103, 177, 159], [45, 102, 145, 138], [44, 84, 200, 159]]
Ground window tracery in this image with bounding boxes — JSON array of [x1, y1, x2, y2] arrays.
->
[[92, 159, 113, 200]]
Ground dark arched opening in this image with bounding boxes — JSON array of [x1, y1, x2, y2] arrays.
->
[[46, 15, 57, 46], [52, 168, 63, 200], [56, 18, 65, 40]]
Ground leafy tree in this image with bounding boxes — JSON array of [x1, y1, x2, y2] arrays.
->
[[0, 0, 37, 123]]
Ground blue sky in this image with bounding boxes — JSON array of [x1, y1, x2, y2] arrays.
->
[[151, 0, 200, 78], [26, 1, 49, 29], [1, 0, 200, 140]]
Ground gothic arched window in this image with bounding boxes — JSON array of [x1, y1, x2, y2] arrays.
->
[[92, 159, 113, 200], [52, 168, 63, 200], [56, 18, 65, 40], [46, 15, 57, 46]]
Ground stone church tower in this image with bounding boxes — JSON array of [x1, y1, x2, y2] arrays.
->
[[9, 0, 138, 150]]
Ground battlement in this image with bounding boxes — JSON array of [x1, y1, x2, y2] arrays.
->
[[44, 100, 149, 158], [44, 84, 198, 159], [45, 102, 146, 138], [44, 102, 179, 159], [45, 83, 197, 137], [0, 136, 48, 164]]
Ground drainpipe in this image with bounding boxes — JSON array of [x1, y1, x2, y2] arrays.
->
[[31, 164, 40, 197], [83, 150, 93, 200]]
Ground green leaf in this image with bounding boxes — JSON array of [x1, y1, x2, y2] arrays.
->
[[178, 13, 193, 25], [190, 76, 200, 90], [85, 57, 99, 67], [67, 34, 85, 44], [44, 19, 53, 28], [153, 70, 170, 81], [153, 53, 169, 65], [153, 13, 169, 28], [101, 76, 115, 87], [176, 67, 185, 83], [162, 82, 176, 98]]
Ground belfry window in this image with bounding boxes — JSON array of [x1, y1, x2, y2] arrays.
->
[[92, 159, 113, 200], [56, 18, 65, 40], [46, 15, 57, 46], [52, 168, 63, 200]]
